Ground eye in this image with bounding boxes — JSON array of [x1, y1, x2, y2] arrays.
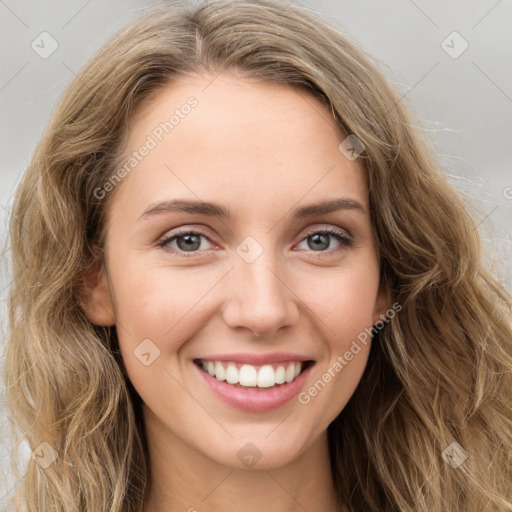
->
[[157, 226, 353, 258], [157, 229, 215, 257], [295, 228, 353, 254]]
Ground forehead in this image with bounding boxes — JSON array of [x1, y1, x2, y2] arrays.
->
[[107, 73, 368, 224]]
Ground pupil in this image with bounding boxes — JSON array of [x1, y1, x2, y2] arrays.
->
[[176, 233, 331, 252], [178, 234, 200, 251], [309, 233, 329, 251]]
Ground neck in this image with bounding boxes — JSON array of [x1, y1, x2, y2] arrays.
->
[[141, 406, 346, 512]]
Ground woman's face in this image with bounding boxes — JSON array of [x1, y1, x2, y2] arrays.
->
[[83, 72, 388, 470]]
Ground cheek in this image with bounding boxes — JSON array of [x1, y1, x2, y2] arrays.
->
[[111, 263, 216, 361], [112, 271, 199, 401], [303, 261, 380, 340], [293, 265, 379, 431], [300, 260, 378, 371]]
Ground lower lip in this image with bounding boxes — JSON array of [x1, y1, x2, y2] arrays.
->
[[194, 361, 314, 412]]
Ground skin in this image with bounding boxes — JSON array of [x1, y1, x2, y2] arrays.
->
[[81, 72, 389, 512]]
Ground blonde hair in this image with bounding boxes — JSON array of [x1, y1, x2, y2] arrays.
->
[[3, 0, 512, 510]]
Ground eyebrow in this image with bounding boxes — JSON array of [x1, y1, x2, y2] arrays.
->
[[138, 197, 367, 221]]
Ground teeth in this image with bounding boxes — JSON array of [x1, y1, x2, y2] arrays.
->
[[285, 363, 295, 383], [257, 365, 275, 388], [199, 360, 304, 388], [214, 362, 226, 381], [275, 366, 286, 384], [239, 364, 257, 386], [225, 364, 238, 384]]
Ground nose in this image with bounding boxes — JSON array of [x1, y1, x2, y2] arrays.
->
[[221, 247, 300, 338]]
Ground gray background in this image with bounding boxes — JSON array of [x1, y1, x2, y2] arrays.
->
[[1, 0, 511, 508]]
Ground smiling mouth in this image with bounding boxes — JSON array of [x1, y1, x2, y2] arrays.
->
[[193, 359, 315, 390]]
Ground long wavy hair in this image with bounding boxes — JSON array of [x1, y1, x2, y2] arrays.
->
[[3, 0, 512, 510]]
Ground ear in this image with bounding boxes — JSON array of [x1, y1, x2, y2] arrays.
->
[[371, 279, 390, 326], [79, 260, 116, 326]]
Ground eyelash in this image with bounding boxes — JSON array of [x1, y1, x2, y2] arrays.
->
[[157, 227, 353, 258]]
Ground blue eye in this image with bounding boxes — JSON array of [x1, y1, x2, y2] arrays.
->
[[157, 227, 352, 258]]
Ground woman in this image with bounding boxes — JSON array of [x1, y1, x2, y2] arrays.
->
[[4, 0, 512, 510]]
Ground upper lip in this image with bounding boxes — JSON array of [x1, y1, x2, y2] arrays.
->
[[195, 352, 315, 365]]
